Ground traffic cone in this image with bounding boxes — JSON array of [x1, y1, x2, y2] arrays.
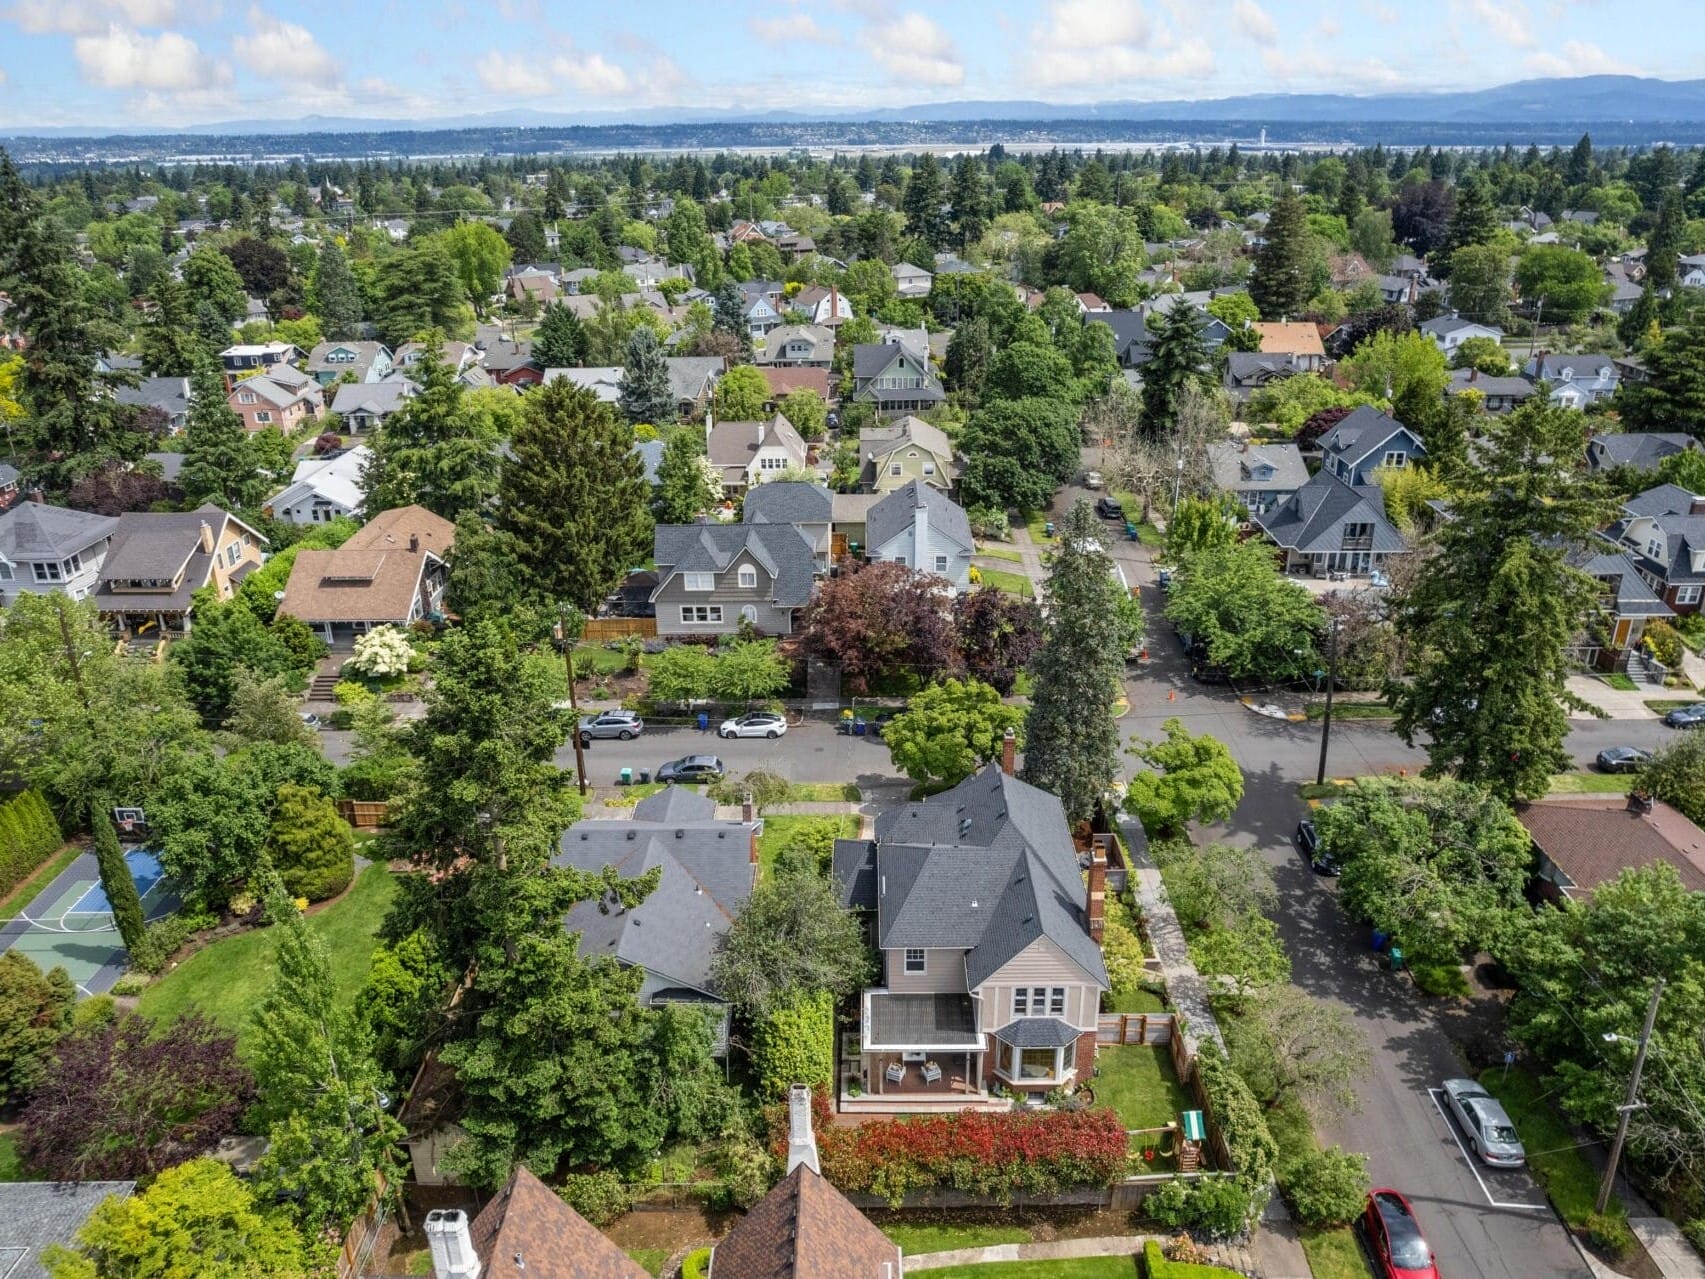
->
[[1168, 689, 1176, 703]]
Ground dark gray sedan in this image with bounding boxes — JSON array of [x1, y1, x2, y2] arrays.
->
[[1595, 746, 1651, 773], [1664, 703, 1705, 729]]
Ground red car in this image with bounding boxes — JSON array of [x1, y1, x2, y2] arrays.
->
[[1363, 1189, 1441, 1279]]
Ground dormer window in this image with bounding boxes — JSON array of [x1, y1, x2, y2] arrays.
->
[[683, 572, 714, 592], [737, 565, 758, 589]]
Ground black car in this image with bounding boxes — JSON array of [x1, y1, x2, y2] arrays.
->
[[1296, 819, 1341, 874], [1663, 703, 1705, 729], [1095, 497, 1125, 521], [656, 755, 726, 784], [1595, 746, 1651, 773]]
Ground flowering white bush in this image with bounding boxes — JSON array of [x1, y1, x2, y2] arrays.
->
[[346, 625, 413, 679]]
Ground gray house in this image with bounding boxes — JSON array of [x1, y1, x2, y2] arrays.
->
[[1447, 368, 1534, 414], [0, 1180, 136, 1276], [865, 480, 974, 594], [1586, 432, 1701, 474], [1207, 440, 1309, 515], [851, 341, 945, 416], [1222, 352, 1300, 403], [651, 521, 818, 636], [1253, 470, 1407, 577], [665, 356, 724, 419], [554, 786, 759, 1056], [760, 324, 836, 368], [330, 377, 416, 433], [1525, 354, 1619, 408], [1086, 305, 1231, 370], [1314, 407, 1427, 486], [114, 376, 192, 434], [0, 500, 118, 606], [742, 481, 833, 571], [306, 340, 393, 386]]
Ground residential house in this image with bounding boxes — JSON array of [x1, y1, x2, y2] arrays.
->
[[1518, 795, 1705, 904], [1313, 406, 1426, 486], [541, 366, 625, 404], [1250, 321, 1327, 372], [1586, 432, 1701, 474], [1328, 251, 1376, 289], [0, 462, 18, 512], [891, 261, 933, 298], [92, 505, 266, 636], [1525, 354, 1619, 407], [1680, 254, 1705, 289], [554, 786, 759, 1055], [114, 376, 192, 434], [306, 341, 393, 387], [706, 414, 810, 493], [858, 416, 962, 494], [1086, 306, 1230, 370], [833, 756, 1110, 1109], [1075, 291, 1112, 314], [1254, 470, 1408, 577], [277, 504, 454, 645], [265, 446, 371, 525], [1447, 368, 1535, 414], [0, 498, 118, 605], [791, 285, 853, 326], [742, 481, 834, 571], [1604, 262, 1644, 313], [394, 340, 478, 376], [1419, 316, 1505, 354], [1574, 548, 1673, 672], [622, 260, 692, 289], [145, 452, 184, 483], [651, 520, 817, 636], [1207, 440, 1309, 516], [776, 231, 818, 259], [830, 491, 880, 557], [483, 340, 544, 388], [218, 341, 302, 383], [560, 266, 599, 294], [0, 1181, 137, 1278], [759, 366, 833, 406], [330, 377, 416, 433], [227, 372, 322, 434], [1609, 484, 1705, 615], [760, 324, 836, 368], [742, 294, 784, 339], [1222, 352, 1302, 402], [1561, 209, 1601, 226], [421, 1166, 647, 1279], [504, 267, 558, 306], [864, 480, 974, 593], [850, 339, 944, 416], [665, 356, 724, 420], [708, 1086, 903, 1279]]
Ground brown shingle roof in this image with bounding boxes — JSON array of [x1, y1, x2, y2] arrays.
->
[[469, 1167, 647, 1279], [345, 504, 455, 556], [709, 1165, 900, 1279], [1252, 322, 1326, 359], [1518, 795, 1705, 896], [277, 505, 454, 626], [759, 367, 832, 400]]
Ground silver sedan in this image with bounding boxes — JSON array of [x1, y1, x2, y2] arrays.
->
[[1442, 1078, 1526, 1167]]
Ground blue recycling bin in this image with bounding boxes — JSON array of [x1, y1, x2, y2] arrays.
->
[[854, 720, 867, 736], [697, 711, 709, 732], [1371, 929, 1389, 952]]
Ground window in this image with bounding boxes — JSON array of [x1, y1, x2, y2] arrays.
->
[[737, 565, 758, 588], [1013, 988, 1028, 1015], [683, 572, 714, 592], [238, 391, 256, 404], [1381, 450, 1408, 468], [759, 456, 787, 471], [225, 543, 241, 567], [893, 554, 907, 567], [1049, 987, 1066, 1016], [33, 561, 62, 582], [890, 462, 903, 476], [63, 552, 82, 575], [1019, 1047, 1060, 1081], [933, 554, 949, 573], [254, 411, 273, 424], [1647, 539, 1665, 561], [1678, 585, 1703, 605], [740, 604, 757, 623], [680, 605, 723, 625], [922, 461, 936, 476], [0, 561, 11, 580], [904, 948, 926, 974]]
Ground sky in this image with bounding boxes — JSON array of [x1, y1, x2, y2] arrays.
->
[[0, 0, 1699, 130]]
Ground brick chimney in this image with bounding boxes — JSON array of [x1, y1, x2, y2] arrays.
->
[[26, 486, 44, 503], [408, 533, 420, 553], [198, 519, 215, 553], [1000, 726, 1016, 777], [1087, 844, 1107, 944], [1691, 495, 1705, 517]]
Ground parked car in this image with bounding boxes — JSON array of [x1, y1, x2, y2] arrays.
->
[[719, 711, 787, 739], [298, 712, 323, 731], [656, 755, 725, 783], [1663, 703, 1705, 729], [1083, 469, 1104, 489], [579, 710, 643, 744], [1441, 1078, 1526, 1167], [1296, 819, 1340, 875], [1094, 496, 1125, 520], [1362, 1189, 1440, 1279], [1594, 745, 1651, 773]]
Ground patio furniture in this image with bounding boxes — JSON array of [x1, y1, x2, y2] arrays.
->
[[885, 1062, 906, 1085], [921, 1061, 943, 1084]]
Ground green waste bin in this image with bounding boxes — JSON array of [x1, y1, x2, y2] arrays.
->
[[1388, 946, 1405, 971]]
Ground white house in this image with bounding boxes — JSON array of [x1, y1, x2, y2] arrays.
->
[[1419, 315, 1505, 354], [265, 446, 371, 526], [891, 262, 934, 299]]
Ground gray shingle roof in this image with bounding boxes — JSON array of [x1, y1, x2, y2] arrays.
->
[[865, 480, 972, 554], [633, 439, 664, 486], [114, 375, 191, 419], [653, 523, 817, 606], [664, 356, 724, 406], [1224, 352, 1299, 384], [633, 786, 717, 823], [1316, 406, 1421, 470], [1624, 484, 1700, 520], [741, 481, 832, 526], [992, 1017, 1081, 1048], [1447, 369, 1534, 399], [1207, 441, 1309, 493], [848, 765, 1109, 990], [1587, 432, 1697, 472], [0, 463, 17, 487], [705, 415, 807, 477], [0, 1180, 135, 1276], [331, 378, 415, 417], [94, 505, 262, 613], [0, 501, 117, 563], [1576, 549, 1673, 620], [1254, 470, 1407, 556]]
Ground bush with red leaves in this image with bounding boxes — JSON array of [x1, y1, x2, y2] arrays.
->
[[18, 1011, 252, 1181], [66, 464, 181, 516], [312, 432, 344, 456]]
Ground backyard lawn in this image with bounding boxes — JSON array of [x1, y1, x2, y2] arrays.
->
[[977, 568, 1034, 599], [882, 1223, 1034, 1254], [1103, 988, 1166, 1014], [1095, 1044, 1192, 1132], [921, 1259, 1139, 1278], [1547, 771, 1634, 794], [137, 863, 398, 1052]]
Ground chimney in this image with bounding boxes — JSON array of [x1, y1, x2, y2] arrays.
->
[[912, 484, 930, 579], [408, 533, 420, 553], [27, 486, 44, 503], [198, 520, 214, 554], [785, 1083, 821, 1176], [1000, 726, 1016, 777], [757, 416, 767, 446], [1469, 367, 1479, 383], [1691, 495, 1705, 517], [424, 1209, 482, 1279], [1087, 844, 1107, 944], [705, 408, 713, 453]]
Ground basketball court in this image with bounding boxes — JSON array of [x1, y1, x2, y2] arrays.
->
[[0, 850, 178, 996]]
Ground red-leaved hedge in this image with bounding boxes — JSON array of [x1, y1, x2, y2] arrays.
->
[[772, 1089, 1128, 1206]]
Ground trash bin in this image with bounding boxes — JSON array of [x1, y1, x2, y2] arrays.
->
[[1388, 946, 1405, 972], [854, 720, 867, 736], [1044, 521, 1056, 538], [618, 767, 633, 786], [1371, 929, 1389, 951], [1125, 522, 1137, 540], [637, 770, 651, 784], [697, 711, 709, 732]]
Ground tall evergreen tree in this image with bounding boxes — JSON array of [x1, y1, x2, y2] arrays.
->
[[1248, 190, 1312, 320], [180, 362, 261, 511], [362, 331, 499, 520], [1141, 303, 1212, 435], [532, 301, 587, 369], [1644, 190, 1685, 301], [311, 240, 362, 340], [618, 326, 675, 425], [951, 154, 990, 248], [138, 279, 203, 376], [498, 379, 652, 613], [651, 427, 718, 523], [1620, 311, 1705, 433], [1386, 400, 1615, 801], [1441, 171, 1498, 265], [945, 315, 992, 406], [902, 152, 949, 250], [1022, 501, 1128, 821], [90, 800, 146, 954], [710, 279, 754, 362]]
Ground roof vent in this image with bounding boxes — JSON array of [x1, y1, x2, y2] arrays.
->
[[626, 831, 636, 840], [958, 818, 972, 837], [970, 899, 979, 909], [579, 833, 588, 841], [676, 829, 685, 838]]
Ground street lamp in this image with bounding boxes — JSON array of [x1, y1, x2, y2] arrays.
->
[[1315, 617, 1342, 787]]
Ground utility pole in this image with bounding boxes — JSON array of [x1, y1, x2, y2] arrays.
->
[[1315, 617, 1341, 788], [556, 607, 589, 797], [1596, 977, 1665, 1215]]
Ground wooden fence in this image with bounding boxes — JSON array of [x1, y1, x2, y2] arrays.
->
[[337, 800, 390, 829], [583, 617, 657, 642], [1096, 1012, 1175, 1045]]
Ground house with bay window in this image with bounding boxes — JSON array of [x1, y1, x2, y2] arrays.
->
[[850, 337, 945, 416], [832, 743, 1109, 1112], [0, 499, 117, 606], [1609, 483, 1705, 617]]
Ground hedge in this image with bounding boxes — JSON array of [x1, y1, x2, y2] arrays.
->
[[0, 791, 64, 899], [753, 990, 834, 1098], [778, 1088, 1128, 1207]]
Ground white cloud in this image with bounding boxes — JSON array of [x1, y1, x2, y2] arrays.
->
[[1234, 0, 1278, 46], [1362, 0, 1401, 23], [1461, 0, 1533, 49], [1526, 39, 1639, 75], [869, 13, 963, 86], [476, 49, 553, 96], [233, 9, 341, 88], [72, 24, 221, 90], [1034, 0, 1149, 49], [558, 51, 631, 95], [1260, 46, 1401, 86], [1316, 16, 1342, 37], [1028, 0, 1211, 86], [474, 44, 687, 99], [749, 13, 837, 44], [6, 0, 177, 35]]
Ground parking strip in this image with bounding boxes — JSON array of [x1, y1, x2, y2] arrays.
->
[[1426, 1089, 1550, 1212]]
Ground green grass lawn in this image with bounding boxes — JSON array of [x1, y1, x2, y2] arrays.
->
[[1095, 1044, 1192, 1132], [1475, 1067, 1628, 1238], [922, 1259, 1138, 1278], [784, 782, 861, 803], [0, 843, 83, 922], [1298, 1225, 1372, 1279], [1601, 672, 1640, 692], [1304, 701, 1394, 721], [977, 568, 1034, 598], [137, 864, 397, 1053], [882, 1223, 1034, 1254], [1103, 987, 1166, 1013], [1547, 771, 1632, 794], [626, 1249, 670, 1276], [0, 1133, 26, 1182], [755, 815, 859, 880], [975, 544, 1024, 564], [1645, 698, 1701, 713], [1409, 960, 1472, 998], [1022, 511, 1056, 543]]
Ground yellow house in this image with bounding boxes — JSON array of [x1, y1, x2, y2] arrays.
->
[[92, 504, 268, 637], [858, 416, 963, 495]]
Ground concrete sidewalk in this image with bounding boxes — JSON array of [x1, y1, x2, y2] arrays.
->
[[1631, 1219, 1705, 1279], [1566, 676, 1661, 720]]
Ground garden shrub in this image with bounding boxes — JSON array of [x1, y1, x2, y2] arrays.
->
[[967, 505, 1011, 540], [346, 625, 414, 679], [0, 790, 63, 898], [1143, 1238, 1243, 1277], [1103, 894, 1149, 996], [72, 995, 118, 1030], [128, 915, 193, 975], [265, 783, 355, 902], [1192, 1043, 1276, 1228], [711, 1137, 774, 1210], [681, 1248, 711, 1279], [753, 990, 834, 1098], [1682, 1218, 1704, 1257], [1643, 620, 1684, 670], [1584, 1211, 1636, 1260], [557, 1170, 631, 1226], [1144, 1177, 1257, 1239], [109, 975, 148, 998], [1280, 1146, 1369, 1227]]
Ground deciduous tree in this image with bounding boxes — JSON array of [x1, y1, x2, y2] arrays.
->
[[883, 678, 1026, 789], [710, 867, 872, 1019], [1164, 540, 1324, 682], [0, 951, 73, 1109], [712, 364, 771, 420], [798, 560, 955, 694], [952, 588, 1042, 695], [1125, 718, 1244, 837]]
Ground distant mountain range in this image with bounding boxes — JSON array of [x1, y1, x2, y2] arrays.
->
[[11, 75, 1705, 139]]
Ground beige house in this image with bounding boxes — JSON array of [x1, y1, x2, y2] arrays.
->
[[1250, 321, 1327, 373], [858, 416, 962, 494], [92, 505, 266, 637], [705, 413, 809, 493]]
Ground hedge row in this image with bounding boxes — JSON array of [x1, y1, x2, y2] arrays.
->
[[778, 1089, 1128, 1207], [0, 791, 64, 898]]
